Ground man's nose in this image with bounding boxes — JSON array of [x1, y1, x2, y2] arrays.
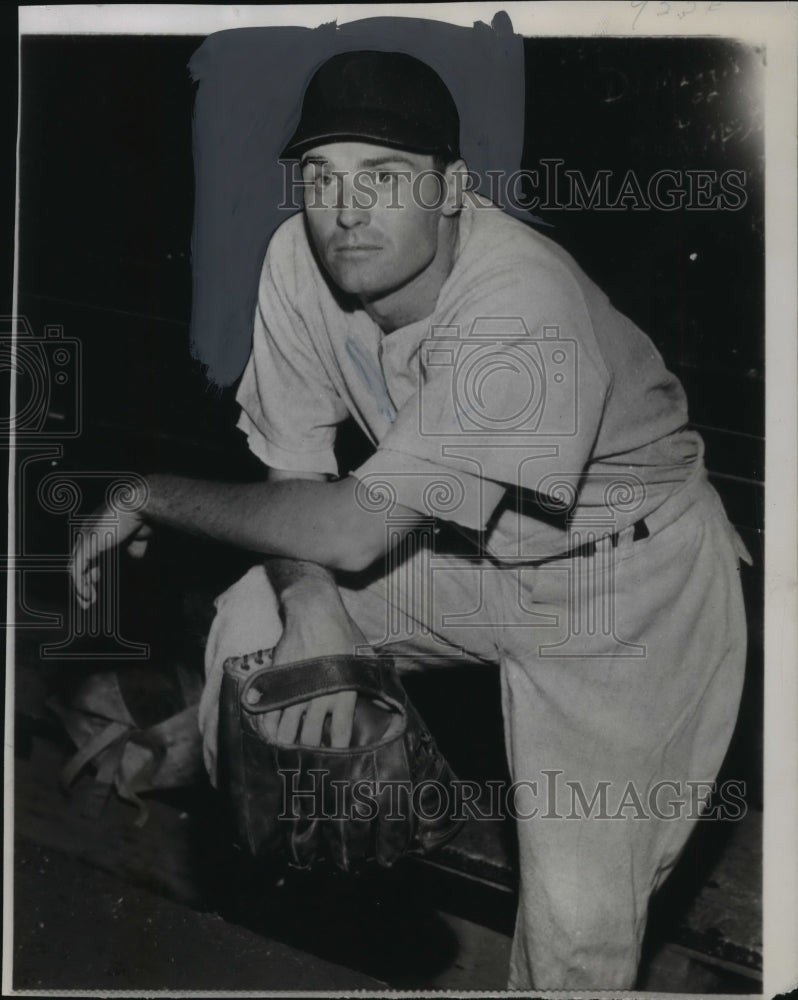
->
[[336, 175, 370, 227]]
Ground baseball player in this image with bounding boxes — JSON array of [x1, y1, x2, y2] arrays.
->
[[71, 50, 751, 989]]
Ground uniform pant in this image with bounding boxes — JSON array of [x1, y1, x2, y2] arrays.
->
[[200, 469, 748, 989], [336, 469, 749, 989]]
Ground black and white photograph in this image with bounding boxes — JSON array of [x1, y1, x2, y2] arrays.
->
[[5, 2, 796, 995]]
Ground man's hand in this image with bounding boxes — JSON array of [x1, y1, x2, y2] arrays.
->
[[69, 507, 153, 609], [253, 563, 372, 748]]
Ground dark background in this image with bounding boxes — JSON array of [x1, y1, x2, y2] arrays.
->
[[15, 34, 764, 801], [17, 35, 764, 467]]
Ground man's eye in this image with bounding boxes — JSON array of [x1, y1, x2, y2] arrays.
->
[[302, 168, 331, 188], [362, 170, 397, 187]]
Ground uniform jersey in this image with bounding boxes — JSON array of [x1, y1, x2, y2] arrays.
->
[[236, 195, 702, 559]]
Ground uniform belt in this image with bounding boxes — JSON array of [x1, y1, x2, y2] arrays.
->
[[526, 470, 719, 566], [558, 468, 716, 560], [561, 517, 650, 560]]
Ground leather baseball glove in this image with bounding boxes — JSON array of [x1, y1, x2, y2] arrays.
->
[[218, 651, 464, 870]]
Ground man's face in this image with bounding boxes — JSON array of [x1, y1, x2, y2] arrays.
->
[[300, 141, 450, 307]]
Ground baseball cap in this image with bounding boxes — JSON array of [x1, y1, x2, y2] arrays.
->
[[281, 50, 460, 160]]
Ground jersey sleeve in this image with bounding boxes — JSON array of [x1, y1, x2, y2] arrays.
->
[[352, 258, 612, 531], [235, 225, 349, 475]]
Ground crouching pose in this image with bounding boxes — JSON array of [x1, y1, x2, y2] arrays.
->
[[71, 50, 750, 990]]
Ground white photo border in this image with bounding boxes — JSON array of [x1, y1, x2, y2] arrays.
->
[[7, 3, 797, 998]]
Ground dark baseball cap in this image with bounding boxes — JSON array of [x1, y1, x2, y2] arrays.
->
[[281, 50, 460, 160]]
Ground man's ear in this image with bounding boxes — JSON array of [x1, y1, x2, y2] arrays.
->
[[440, 158, 469, 217]]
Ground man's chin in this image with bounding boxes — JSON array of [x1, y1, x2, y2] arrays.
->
[[327, 269, 381, 300], [321, 258, 410, 306]]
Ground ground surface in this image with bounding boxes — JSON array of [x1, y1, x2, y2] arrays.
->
[[10, 717, 762, 994], [9, 613, 762, 995]]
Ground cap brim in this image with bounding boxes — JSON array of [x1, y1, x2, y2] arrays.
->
[[280, 110, 457, 160]]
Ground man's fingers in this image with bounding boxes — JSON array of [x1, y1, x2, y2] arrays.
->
[[127, 538, 149, 559], [276, 703, 305, 744], [70, 534, 93, 606], [298, 692, 357, 747], [127, 522, 153, 558], [298, 695, 335, 746], [74, 567, 98, 607], [69, 534, 86, 587], [249, 693, 357, 747], [261, 710, 281, 740], [70, 513, 152, 605], [328, 690, 357, 748], [70, 529, 107, 602], [75, 586, 96, 609], [251, 708, 280, 741], [245, 689, 358, 747]]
